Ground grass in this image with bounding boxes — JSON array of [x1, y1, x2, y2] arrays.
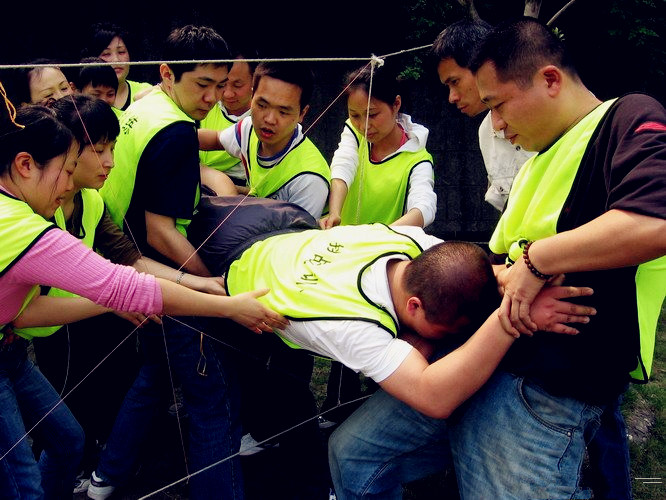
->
[[625, 305, 666, 499]]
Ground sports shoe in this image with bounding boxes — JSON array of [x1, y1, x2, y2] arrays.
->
[[329, 487, 337, 500], [239, 433, 279, 456], [73, 473, 90, 494], [87, 471, 115, 499]]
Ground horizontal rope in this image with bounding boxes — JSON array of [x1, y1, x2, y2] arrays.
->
[[0, 43, 433, 70]]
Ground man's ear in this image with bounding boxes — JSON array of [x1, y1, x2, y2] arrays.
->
[[539, 64, 562, 97], [159, 64, 174, 85], [406, 296, 423, 315], [298, 104, 310, 123], [13, 152, 35, 179]]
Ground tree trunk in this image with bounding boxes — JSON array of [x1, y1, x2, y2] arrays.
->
[[524, 0, 542, 18], [457, 0, 481, 21]]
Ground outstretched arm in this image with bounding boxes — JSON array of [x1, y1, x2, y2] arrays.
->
[[379, 284, 594, 418]]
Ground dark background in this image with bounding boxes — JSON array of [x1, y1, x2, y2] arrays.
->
[[2, 0, 664, 242]]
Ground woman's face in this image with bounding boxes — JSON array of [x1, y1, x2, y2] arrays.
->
[[28, 67, 73, 105], [74, 140, 115, 190], [347, 88, 400, 145], [99, 36, 131, 83], [30, 143, 78, 218]]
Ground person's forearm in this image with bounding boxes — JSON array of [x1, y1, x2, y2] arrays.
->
[[391, 208, 425, 227], [529, 209, 666, 276], [12, 296, 110, 328], [327, 178, 349, 218], [381, 311, 514, 418], [198, 129, 223, 150], [146, 229, 211, 277]]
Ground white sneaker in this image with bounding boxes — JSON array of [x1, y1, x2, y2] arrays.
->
[[239, 433, 279, 456], [73, 474, 90, 494], [87, 471, 115, 499]]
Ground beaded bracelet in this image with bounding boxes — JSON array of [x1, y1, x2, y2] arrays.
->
[[176, 271, 185, 285], [523, 241, 552, 280]]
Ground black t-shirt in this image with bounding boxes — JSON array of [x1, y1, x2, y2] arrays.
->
[[124, 121, 200, 265], [502, 94, 666, 405]]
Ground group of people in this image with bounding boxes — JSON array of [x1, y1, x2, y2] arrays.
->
[[0, 15, 664, 500]]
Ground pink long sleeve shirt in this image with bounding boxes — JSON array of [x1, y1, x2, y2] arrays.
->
[[1, 228, 162, 325]]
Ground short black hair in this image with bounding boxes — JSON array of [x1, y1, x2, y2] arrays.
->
[[404, 241, 500, 334], [432, 19, 492, 69], [0, 104, 74, 177], [163, 25, 230, 81], [73, 57, 118, 93], [470, 17, 578, 88], [80, 22, 130, 59], [344, 62, 401, 107], [253, 61, 314, 110], [50, 94, 119, 150]]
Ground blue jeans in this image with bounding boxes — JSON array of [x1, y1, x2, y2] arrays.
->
[[586, 392, 632, 499], [448, 371, 603, 499], [329, 371, 604, 500], [0, 337, 84, 499], [95, 317, 243, 500], [328, 389, 451, 499]]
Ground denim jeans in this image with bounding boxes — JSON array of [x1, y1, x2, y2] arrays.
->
[[586, 391, 632, 499], [329, 371, 604, 500], [328, 389, 451, 499], [448, 371, 603, 499], [0, 337, 84, 499], [95, 317, 243, 500]]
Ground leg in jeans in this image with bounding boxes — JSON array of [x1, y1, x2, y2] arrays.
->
[[448, 371, 603, 500], [173, 317, 243, 500], [329, 389, 451, 500], [0, 339, 84, 500], [586, 391, 632, 500], [95, 317, 243, 500]]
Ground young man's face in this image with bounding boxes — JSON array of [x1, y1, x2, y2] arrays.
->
[[437, 58, 487, 117], [251, 75, 308, 155], [475, 62, 554, 151], [80, 84, 117, 107], [165, 64, 228, 121], [222, 60, 253, 116]]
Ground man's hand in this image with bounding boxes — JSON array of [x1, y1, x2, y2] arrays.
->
[[319, 213, 341, 229], [530, 285, 595, 335], [498, 256, 552, 336]]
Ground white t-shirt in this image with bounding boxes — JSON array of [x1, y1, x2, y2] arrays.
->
[[218, 118, 329, 219], [276, 225, 443, 382], [477, 112, 535, 211]]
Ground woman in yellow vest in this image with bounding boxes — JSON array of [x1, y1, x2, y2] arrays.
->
[[80, 22, 153, 112], [320, 62, 436, 229], [319, 63, 437, 424], [23, 95, 241, 491], [0, 94, 286, 498]]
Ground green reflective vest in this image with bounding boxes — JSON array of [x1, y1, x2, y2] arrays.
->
[[341, 120, 434, 225], [246, 127, 330, 198], [227, 223, 422, 338], [101, 87, 199, 236], [199, 105, 243, 172], [14, 189, 105, 339], [0, 191, 58, 337], [490, 98, 666, 382]]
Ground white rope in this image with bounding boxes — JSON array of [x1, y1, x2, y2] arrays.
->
[[0, 42, 434, 70]]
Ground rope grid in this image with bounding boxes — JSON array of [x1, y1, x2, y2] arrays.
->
[[0, 42, 433, 497]]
